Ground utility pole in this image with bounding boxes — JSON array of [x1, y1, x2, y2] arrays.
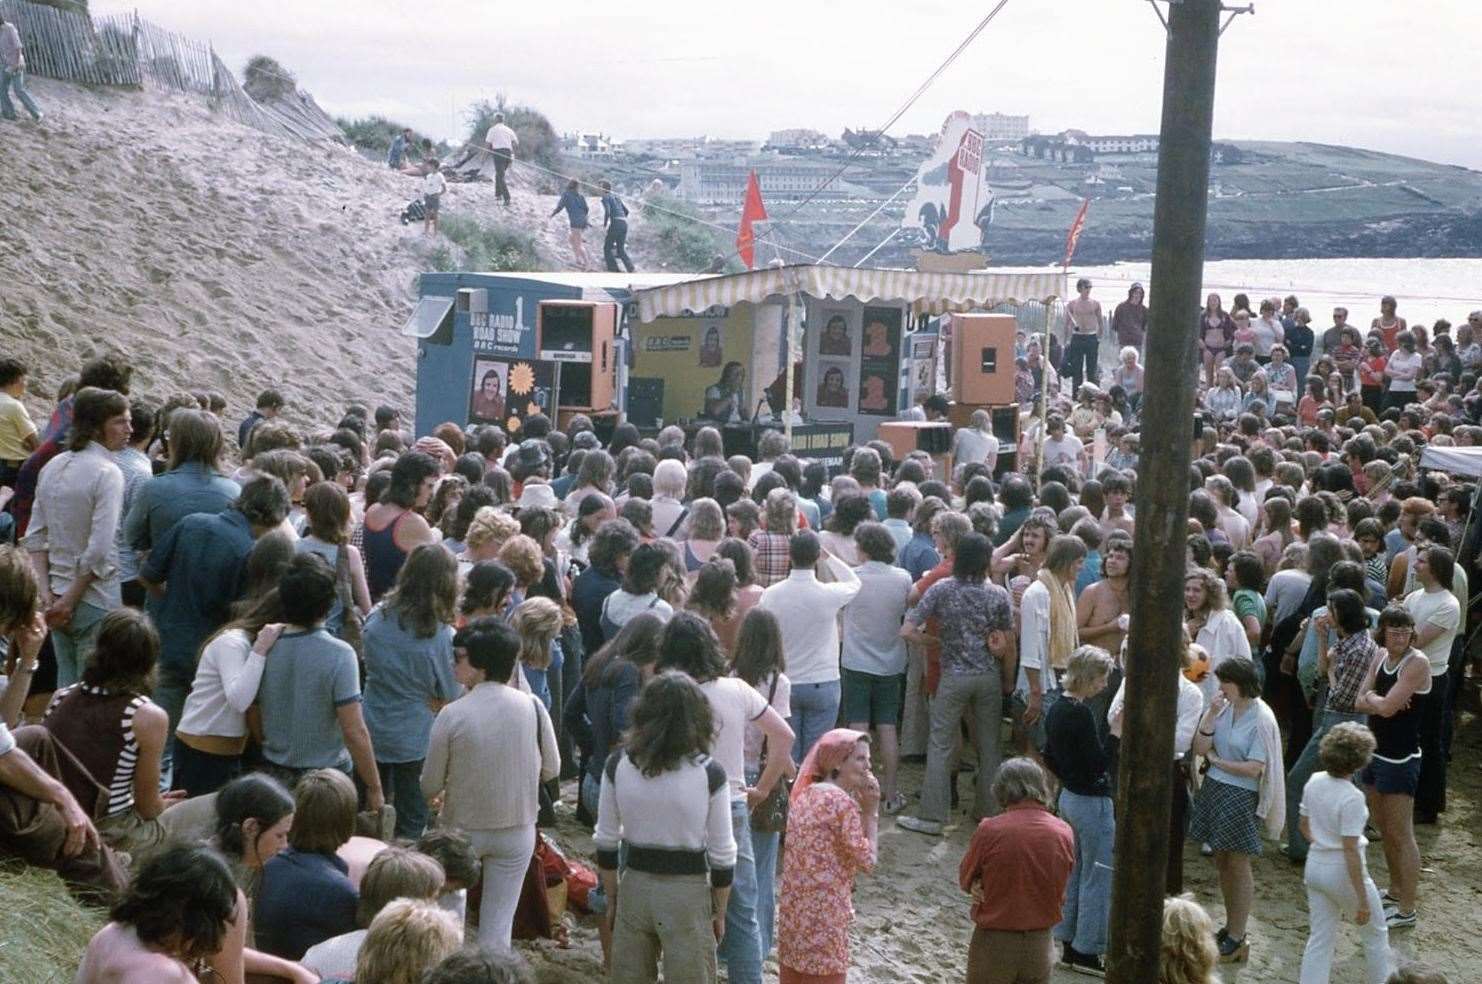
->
[[1107, 1, 1226, 981]]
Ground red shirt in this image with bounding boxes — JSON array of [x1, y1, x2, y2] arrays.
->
[[958, 802, 1076, 932], [915, 559, 953, 695]]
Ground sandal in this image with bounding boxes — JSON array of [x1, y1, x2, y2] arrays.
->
[[882, 793, 908, 816]]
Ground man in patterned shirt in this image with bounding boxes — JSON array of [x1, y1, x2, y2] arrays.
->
[[897, 533, 1015, 836]]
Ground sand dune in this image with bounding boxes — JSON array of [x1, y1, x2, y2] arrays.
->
[[0, 77, 653, 433]]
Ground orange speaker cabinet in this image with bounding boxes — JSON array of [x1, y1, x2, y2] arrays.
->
[[537, 301, 617, 413], [877, 421, 953, 479], [950, 313, 1017, 405]]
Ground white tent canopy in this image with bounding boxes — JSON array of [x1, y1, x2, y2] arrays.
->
[[1419, 446, 1482, 478], [633, 263, 1065, 322]]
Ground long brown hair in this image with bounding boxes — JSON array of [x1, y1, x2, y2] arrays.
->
[[624, 672, 713, 778], [384, 544, 459, 638], [731, 607, 785, 687]]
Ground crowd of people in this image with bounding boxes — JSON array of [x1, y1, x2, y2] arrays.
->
[[0, 286, 1472, 983]]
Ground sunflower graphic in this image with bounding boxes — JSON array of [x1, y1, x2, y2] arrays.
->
[[509, 362, 536, 396], [506, 416, 522, 433]]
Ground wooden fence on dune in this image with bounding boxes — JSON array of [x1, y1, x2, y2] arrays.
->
[[0, 0, 343, 143]]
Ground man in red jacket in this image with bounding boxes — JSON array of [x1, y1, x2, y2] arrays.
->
[[958, 757, 1076, 984]]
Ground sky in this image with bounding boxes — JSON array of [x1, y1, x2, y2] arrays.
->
[[121, 0, 1482, 170]]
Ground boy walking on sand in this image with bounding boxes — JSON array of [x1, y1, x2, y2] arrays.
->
[[422, 159, 446, 236], [0, 15, 43, 123]]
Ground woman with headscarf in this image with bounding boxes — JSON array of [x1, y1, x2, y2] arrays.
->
[[1111, 283, 1147, 352], [776, 728, 879, 984]]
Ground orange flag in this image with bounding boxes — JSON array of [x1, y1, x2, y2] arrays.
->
[[1062, 197, 1090, 268], [736, 170, 769, 270]]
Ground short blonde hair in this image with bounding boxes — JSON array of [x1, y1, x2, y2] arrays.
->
[[496, 534, 546, 586], [1062, 645, 1113, 694], [464, 506, 520, 553], [353, 899, 461, 984], [1319, 721, 1376, 777], [510, 596, 562, 670], [687, 498, 725, 541]]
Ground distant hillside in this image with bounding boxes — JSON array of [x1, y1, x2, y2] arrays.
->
[[0, 77, 681, 432], [694, 141, 1482, 267]]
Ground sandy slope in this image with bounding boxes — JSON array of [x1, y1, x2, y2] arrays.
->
[[528, 724, 1482, 983], [0, 77, 653, 432]]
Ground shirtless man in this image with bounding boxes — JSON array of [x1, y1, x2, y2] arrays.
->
[[1099, 473, 1135, 539], [1060, 277, 1104, 393], [1077, 535, 1132, 659]]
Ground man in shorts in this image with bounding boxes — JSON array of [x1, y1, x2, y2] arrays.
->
[[422, 159, 446, 236]]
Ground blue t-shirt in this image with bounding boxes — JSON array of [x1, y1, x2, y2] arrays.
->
[[867, 488, 888, 520], [257, 627, 361, 771], [361, 608, 459, 764], [522, 638, 565, 708], [255, 848, 358, 960], [1074, 550, 1101, 597], [1209, 704, 1262, 791]]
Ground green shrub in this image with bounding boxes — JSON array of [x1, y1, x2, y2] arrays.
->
[[433, 213, 543, 272], [465, 96, 560, 173], [644, 193, 725, 272], [242, 54, 296, 102], [337, 115, 431, 158]]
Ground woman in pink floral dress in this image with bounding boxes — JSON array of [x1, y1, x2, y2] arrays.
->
[[777, 728, 880, 984]]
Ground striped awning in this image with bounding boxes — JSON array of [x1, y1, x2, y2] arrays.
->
[[633, 264, 1065, 322]]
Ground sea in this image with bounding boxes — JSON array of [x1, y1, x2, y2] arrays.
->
[[1067, 257, 1482, 329]]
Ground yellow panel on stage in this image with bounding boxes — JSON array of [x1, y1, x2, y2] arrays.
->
[[632, 306, 756, 423]]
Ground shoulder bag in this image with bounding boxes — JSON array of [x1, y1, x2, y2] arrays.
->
[[749, 674, 791, 834]]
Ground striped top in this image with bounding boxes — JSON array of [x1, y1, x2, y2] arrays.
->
[[44, 683, 148, 818]]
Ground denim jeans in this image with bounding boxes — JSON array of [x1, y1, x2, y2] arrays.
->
[[51, 600, 108, 690], [0, 68, 42, 121], [746, 767, 779, 958], [789, 679, 841, 765], [1285, 705, 1365, 860], [717, 796, 762, 984], [920, 671, 1003, 823], [378, 759, 429, 838], [1055, 789, 1114, 957]]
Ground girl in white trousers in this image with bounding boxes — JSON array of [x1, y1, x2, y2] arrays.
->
[[1297, 722, 1393, 984]]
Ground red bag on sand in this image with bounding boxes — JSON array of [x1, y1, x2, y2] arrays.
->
[[537, 836, 599, 914]]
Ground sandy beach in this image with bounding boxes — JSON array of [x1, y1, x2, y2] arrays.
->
[[525, 720, 1481, 983]]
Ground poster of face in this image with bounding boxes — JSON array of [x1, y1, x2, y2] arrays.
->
[[469, 358, 560, 434], [815, 361, 852, 408], [468, 359, 508, 424], [698, 323, 724, 367], [857, 306, 902, 416], [861, 307, 901, 360], [817, 312, 853, 357]]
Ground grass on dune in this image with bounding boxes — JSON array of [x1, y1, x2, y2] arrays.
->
[[0, 861, 104, 983]]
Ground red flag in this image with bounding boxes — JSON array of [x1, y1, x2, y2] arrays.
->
[[1062, 197, 1090, 268], [736, 171, 769, 270]]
